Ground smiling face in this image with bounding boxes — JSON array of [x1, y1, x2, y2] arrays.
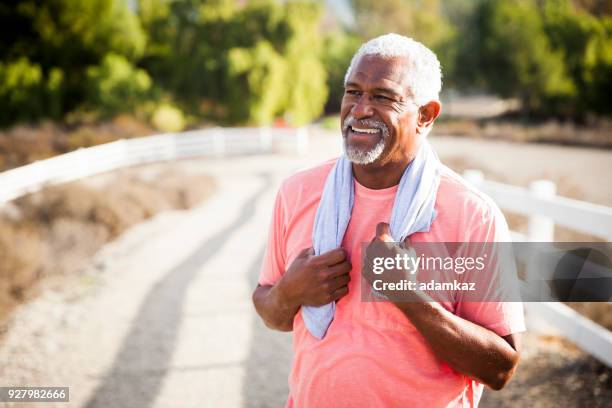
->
[[341, 54, 420, 166]]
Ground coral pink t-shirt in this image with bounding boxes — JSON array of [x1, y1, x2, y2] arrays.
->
[[258, 158, 525, 408]]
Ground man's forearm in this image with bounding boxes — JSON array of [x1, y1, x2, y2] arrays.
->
[[252, 284, 300, 331], [394, 301, 520, 390]]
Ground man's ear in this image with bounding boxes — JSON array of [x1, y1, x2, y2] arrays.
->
[[417, 100, 441, 134]]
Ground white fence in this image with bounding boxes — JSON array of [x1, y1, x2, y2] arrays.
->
[[1, 135, 610, 366], [464, 169, 612, 367], [0, 127, 309, 204]]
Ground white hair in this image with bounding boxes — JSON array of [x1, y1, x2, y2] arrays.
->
[[344, 33, 442, 106]]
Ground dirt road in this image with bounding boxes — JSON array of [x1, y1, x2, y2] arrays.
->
[[1, 130, 610, 407]]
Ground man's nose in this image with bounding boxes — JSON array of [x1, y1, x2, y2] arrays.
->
[[351, 94, 374, 119]]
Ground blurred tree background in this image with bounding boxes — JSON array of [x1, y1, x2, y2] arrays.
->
[[0, 0, 610, 130]]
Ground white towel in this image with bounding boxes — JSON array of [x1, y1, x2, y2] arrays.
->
[[303, 140, 442, 339]]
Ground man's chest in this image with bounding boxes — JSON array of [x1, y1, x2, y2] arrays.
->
[[284, 196, 395, 268]]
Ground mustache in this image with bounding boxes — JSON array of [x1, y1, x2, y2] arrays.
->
[[342, 115, 388, 136]]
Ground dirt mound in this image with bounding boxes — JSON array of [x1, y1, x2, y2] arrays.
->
[[0, 166, 216, 330]]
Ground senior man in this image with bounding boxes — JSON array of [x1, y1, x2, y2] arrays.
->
[[252, 33, 525, 407]]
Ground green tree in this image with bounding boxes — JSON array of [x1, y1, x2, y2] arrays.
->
[[582, 19, 612, 114], [473, 0, 575, 113], [85, 53, 152, 117], [542, 0, 612, 115], [139, 0, 328, 125], [350, 0, 457, 85], [321, 32, 361, 113], [281, 1, 328, 124], [0, 0, 146, 124]]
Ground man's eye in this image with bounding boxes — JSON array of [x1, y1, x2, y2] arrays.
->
[[375, 95, 393, 102], [345, 90, 361, 96]]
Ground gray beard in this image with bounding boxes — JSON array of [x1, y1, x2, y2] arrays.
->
[[343, 137, 386, 164], [341, 115, 389, 165]]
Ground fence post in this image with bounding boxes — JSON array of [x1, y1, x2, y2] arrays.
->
[[463, 169, 484, 187], [213, 128, 226, 156], [73, 148, 88, 180], [115, 138, 129, 169], [296, 127, 309, 156], [161, 133, 177, 162], [527, 180, 556, 242], [29, 160, 46, 195], [523, 180, 557, 309], [259, 127, 272, 153]]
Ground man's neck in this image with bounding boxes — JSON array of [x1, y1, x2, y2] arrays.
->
[[352, 157, 410, 189], [351, 136, 424, 189]]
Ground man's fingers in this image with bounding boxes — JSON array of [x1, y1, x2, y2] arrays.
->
[[299, 247, 315, 258], [331, 285, 349, 301], [403, 236, 413, 247], [376, 222, 393, 242], [330, 273, 351, 290], [315, 247, 346, 266], [325, 260, 352, 278]]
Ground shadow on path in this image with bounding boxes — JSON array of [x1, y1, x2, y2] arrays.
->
[[243, 248, 293, 407], [85, 174, 272, 408]]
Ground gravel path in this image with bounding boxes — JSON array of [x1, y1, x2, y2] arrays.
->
[[0, 153, 298, 407], [1, 130, 611, 407]]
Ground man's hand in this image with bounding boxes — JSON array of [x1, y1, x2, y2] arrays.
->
[[373, 221, 393, 242], [252, 247, 351, 332], [277, 247, 352, 309], [363, 222, 418, 300], [364, 223, 521, 391]]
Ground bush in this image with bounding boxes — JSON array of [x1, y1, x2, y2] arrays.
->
[[455, 0, 611, 118], [227, 1, 328, 125], [474, 0, 576, 113], [543, 1, 612, 116], [351, 0, 458, 85], [321, 33, 361, 113], [0, 58, 64, 126], [0, 0, 146, 126], [85, 53, 152, 117], [227, 41, 289, 124], [583, 27, 612, 115], [151, 104, 186, 133], [140, 0, 328, 126]]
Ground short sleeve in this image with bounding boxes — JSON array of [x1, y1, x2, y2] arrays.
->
[[258, 188, 287, 286], [454, 201, 526, 337]]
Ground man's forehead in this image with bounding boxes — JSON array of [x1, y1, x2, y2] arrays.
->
[[348, 54, 410, 94]]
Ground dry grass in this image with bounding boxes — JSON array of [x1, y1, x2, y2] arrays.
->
[[0, 168, 216, 330], [0, 115, 153, 171], [436, 117, 612, 148], [0, 220, 44, 325], [567, 303, 612, 331]]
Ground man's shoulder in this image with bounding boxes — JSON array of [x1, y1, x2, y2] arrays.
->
[[279, 157, 337, 197], [437, 164, 505, 225]]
